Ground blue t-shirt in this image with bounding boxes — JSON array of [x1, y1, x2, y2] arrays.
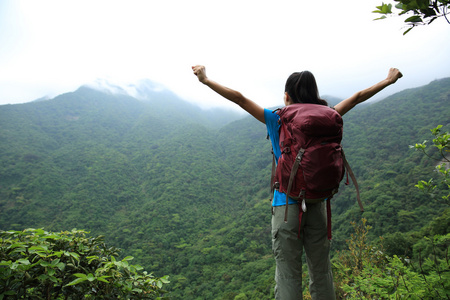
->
[[264, 108, 298, 206]]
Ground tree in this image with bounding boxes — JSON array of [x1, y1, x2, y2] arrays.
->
[[373, 0, 450, 34]]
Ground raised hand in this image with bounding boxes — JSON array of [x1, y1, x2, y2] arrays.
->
[[192, 65, 208, 84]]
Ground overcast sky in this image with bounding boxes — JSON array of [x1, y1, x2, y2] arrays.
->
[[1, 0, 449, 110]]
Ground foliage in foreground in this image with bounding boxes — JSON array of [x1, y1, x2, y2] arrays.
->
[[0, 229, 169, 299], [333, 218, 450, 299]]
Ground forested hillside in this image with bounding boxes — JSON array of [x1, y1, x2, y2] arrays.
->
[[331, 78, 450, 249], [1, 78, 449, 299]]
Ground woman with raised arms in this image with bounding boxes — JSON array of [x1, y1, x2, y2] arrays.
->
[[192, 65, 402, 300]]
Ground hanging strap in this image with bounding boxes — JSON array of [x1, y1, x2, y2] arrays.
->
[[284, 148, 306, 223], [342, 151, 364, 212], [269, 153, 276, 201], [327, 197, 332, 240], [298, 208, 304, 239]]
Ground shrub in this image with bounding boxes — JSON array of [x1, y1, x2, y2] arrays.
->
[[0, 228, 169, 299], [333, 219, 449, 299]]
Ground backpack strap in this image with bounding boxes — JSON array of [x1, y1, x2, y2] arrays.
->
[[297, 209, 304, 239], [284, 148, 306, 223], [327, 197, 332, 240], [342, 151, 364, 212], [270, 152, 276, 201]]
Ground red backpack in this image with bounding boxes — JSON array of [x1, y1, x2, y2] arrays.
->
[[270, 103, 363, 239]]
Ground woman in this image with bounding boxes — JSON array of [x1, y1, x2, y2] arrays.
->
[[192, 65, 402, 300]]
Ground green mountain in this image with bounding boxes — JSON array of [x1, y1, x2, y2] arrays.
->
[[0, 78, 449, 299]]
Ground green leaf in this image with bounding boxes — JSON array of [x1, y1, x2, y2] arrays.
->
[[38, 274, 48, 281], [134, 265, 144, 271], [29, 245, 48, 252], [405, 16, 423, 23], [56, 262, 65, 270], [373, 3, 393, 14], [65, 277, 87, 287], [433, 125, 443, 132], [42, 234, 59, 239], [122, 256, 134, 261], [52, 251, 63, 258], [40, 261, 51, 267], [97, 276, 110, 283], [33, 229, 46, 235], [69, 252, 80, 261], [374, 15, 388, 20], [8, 243, 26, 250], [86, 273, 95, 282], [16, 259, 30, 265], [414, 141, 427, 149], [157, 280, 163, 289], [403, 27, 414, 35], [86, 255, 99, 264], [10, 262, 19, 270]]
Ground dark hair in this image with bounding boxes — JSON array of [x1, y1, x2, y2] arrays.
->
[[284, 71, 328, 106]]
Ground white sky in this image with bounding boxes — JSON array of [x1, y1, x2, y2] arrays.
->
[[0, 0, 449, 110]]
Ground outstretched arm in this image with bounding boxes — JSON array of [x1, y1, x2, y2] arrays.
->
[[192, 65, 265, 124], [334, 68, 403, 116]]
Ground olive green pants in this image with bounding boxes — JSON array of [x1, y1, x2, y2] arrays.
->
[[272, 202, 336, 300]]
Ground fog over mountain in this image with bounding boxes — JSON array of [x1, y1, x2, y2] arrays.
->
[[85, 78, 171, 101]]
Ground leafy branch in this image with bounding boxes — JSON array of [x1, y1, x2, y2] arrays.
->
[[411, 125, 450, 205], [373, 0, 450, 34]]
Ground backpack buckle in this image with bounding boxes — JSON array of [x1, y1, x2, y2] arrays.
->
[[295, 148, 305, 162], [301, 199, 307, 212]]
